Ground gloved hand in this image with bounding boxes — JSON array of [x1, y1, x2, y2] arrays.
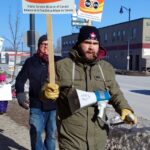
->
[[43, 83, 59, 100], [16, 93, 29, 110], [121, 109, 138, 124]]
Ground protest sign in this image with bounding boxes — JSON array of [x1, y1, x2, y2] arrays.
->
[[22, 0, 74, 82], [78, 0, 104, 22]]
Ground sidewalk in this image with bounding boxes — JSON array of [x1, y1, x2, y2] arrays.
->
[[1, 101, 150, 150], [0, 114, 30, 150], [0, 100, 59, 150]]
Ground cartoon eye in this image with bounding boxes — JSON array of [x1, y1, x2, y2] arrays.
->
[[93, 1, 99, 9], [84, 0, 91, 8]]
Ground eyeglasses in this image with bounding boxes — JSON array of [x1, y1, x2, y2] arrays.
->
[[41, 43, 48, 46]]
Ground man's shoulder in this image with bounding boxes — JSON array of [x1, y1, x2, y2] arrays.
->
[[99, 60, 114, 69], [99, 59, 111, 66], [22, 55, 39, 68], [57, 57, 72, 65], [25, 54, 38, 63]]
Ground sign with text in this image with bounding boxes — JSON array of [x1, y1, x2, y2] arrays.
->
[[78, 0, 104, 22], [22, 0, 74, 14], [0, 84, 12, 101]]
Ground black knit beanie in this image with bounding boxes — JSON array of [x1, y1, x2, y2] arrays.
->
[[72, 26, 106, 60], [38, 34, 47, 48], [77, 26, 101, 44]]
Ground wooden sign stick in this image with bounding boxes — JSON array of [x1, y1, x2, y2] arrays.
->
[[46, 14, 55, 83]]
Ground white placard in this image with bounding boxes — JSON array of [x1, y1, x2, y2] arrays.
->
[[76, 89, 97, 108], [22, 0, 74, 14], [0, 84, 12, 101]]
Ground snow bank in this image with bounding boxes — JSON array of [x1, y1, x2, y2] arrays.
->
[[105, 107, 150, 150]]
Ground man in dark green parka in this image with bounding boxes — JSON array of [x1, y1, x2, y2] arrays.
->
[[43, 26, 137, 150]]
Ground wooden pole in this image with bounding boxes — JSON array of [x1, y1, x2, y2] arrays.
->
[[46, 14, 55, 83], [87, 20, 92, 26]]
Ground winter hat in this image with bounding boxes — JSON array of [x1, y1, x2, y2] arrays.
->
[[72, 26, 107, 60], [77, 26, 101, 44], [38, 34, 47, 48]]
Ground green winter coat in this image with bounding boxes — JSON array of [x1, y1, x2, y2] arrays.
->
[[55, 49, 132, 150]]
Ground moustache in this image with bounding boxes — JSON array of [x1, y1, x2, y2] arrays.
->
[[86, 51, 97, 57]]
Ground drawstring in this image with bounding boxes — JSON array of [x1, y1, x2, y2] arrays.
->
[[72, 62, 75, 88]]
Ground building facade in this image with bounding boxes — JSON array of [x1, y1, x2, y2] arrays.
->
[[0, 51, 30, 65], [61, 18, 150, 71]]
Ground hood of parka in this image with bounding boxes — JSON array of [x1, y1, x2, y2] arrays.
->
[[69, 47, 107, 65]]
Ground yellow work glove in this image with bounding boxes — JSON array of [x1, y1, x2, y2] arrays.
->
[[44, 83, 59, 100], [121, 109, 138, 124]]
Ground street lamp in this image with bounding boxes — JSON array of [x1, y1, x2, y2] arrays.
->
[[119, 6, 131, 71]]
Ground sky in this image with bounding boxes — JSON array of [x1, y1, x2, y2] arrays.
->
[[0, 0, 150, 51]]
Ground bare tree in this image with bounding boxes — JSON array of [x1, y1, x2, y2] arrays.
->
[[5, 7, 22, 81]]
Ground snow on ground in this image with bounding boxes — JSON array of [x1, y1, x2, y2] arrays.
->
[[105, 75, 150, 149], [106, 106, 150, 150]]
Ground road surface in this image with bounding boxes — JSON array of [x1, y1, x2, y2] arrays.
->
[[116, 75, 150, 120]]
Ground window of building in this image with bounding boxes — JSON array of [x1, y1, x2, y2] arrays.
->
[[131, 27, 137, 40], [66, 41, 68, 45], [69, 41, 72, 45], [117, 31, 121, 41], [121, 30, 126, 41], [63, 42, 66, 46], [104, 33, 108, 43], [112, 31, 116, 42]]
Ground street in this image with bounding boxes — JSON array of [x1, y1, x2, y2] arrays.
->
[[116, 74, 150, 120]]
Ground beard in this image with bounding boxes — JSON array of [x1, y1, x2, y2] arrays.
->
[[40, 53, 48, 63], [84, 51, 97, 61], [37, 49, 48, 63], [79, 50, 98, 62]]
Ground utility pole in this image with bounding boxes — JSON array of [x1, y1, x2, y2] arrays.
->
[[120, 6, 131, 71], [28, 14, 36, 56]]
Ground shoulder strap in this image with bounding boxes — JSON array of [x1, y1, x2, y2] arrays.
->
[[98, 64, 109, 90], [72, 61, 75, 88]]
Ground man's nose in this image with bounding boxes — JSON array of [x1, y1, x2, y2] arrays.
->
[[89, 43, 94, 49]]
